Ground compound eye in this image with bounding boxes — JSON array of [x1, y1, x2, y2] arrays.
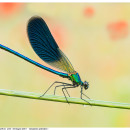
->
[[84, 81, 89, 90], [85, 86, 88, 90]]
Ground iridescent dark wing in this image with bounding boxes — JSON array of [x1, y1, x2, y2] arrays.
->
[[27, 16, 75, 73]]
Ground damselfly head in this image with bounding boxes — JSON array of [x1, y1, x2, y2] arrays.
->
[[83, 81, 89, 90]]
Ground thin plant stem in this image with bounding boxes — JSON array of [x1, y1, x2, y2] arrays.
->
[[0, 89, 129, 110]]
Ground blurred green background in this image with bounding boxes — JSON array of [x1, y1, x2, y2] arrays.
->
[[0, 3, 130, 127]]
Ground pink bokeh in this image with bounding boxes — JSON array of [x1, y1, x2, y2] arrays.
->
[[84, 7, 94, 18], [107, 21, 128, 40], [0, 3, 23, 17]]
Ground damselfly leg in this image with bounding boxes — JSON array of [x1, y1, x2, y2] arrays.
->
[[54, 84, 71, 97], [40, 81, 72, 97], [39, 81, 74, 104], [80, 85, 91, 105]]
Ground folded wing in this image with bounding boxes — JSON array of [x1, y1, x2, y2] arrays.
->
[[27, 16, 75, 73]]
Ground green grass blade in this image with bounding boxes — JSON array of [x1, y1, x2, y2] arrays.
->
[[0, 89, 130, 109]]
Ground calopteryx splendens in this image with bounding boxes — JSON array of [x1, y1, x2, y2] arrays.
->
[[0, 16, 89, 103]]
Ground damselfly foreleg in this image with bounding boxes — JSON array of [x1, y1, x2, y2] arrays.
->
[[80, 86, 91, 105]]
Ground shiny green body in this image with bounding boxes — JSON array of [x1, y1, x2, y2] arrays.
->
[[69, 73, 83, 86]]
